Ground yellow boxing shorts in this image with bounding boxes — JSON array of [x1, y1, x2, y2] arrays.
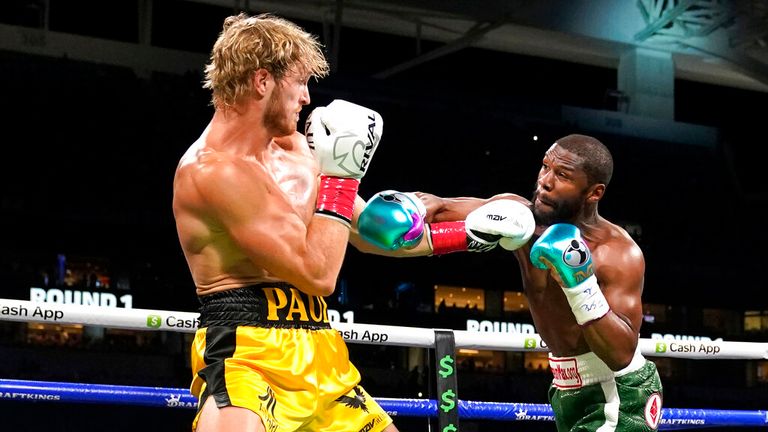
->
[[190, 283, 393, 432]]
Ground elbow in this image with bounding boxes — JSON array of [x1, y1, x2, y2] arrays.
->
[[298, 276, 336, 297], [606, 346, 638, 371], [607, 356, 632, 371], [315, 281, 336, 297]]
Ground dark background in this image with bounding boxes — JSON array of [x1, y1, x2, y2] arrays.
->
[[3, 0, 766, 312], [1, 0, 767, 431]]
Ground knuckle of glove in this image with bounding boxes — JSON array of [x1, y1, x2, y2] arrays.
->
[[401, 192, 427, 218], [497, 200, 536, 251], [359, 191, 424, 250]]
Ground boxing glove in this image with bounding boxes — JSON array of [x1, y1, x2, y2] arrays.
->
[[305, 99, 382, 179], [529, 223, 610, 325], [357, 190, 426, 250], [305, 100, 383, 226], [430, 200, 535, 255]]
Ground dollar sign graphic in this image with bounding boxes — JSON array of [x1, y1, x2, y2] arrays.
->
[[438, 355, 454, 378], [442, 424, 457, 432], [440, 389, 456, 412]]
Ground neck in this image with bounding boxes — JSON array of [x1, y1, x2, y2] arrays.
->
[[208, 103, 272, 155]]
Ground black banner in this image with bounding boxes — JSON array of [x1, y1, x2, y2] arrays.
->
[[434, 330, 459, 432]]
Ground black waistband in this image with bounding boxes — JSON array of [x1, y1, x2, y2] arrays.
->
[[198, 283, 331, 330]]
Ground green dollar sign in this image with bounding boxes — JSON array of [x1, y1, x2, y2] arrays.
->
[[440, 389, 456, 412], [438, 355, 454, 378], [442, 424, 457, 432]]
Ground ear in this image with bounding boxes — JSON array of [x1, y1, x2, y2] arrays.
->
[[586, 183, 605, 204], [252, 69, 271, 97]]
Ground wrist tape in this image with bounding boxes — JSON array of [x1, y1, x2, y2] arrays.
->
[[428, 221, 467, 255], [562, 275, 611, 326], [315, 176, 359, 226]]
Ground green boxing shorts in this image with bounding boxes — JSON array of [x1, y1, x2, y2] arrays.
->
[[548, 347, 663, 431]]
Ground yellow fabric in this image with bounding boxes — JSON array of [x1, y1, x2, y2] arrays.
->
[[190, 326, 393, 432]]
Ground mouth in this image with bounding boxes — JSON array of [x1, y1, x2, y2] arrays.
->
[[535, 196, 555, 208]]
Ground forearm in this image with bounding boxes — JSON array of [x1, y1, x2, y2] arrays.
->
[[293, 215, 351, 296], [582, 312, 638, 370], [427, 194, 519, 222]]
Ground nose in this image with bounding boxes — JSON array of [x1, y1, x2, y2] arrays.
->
[[538, 170, 553, 191], [300, 86, 310, 106]]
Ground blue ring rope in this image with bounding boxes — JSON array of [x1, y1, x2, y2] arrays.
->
[[0, 379, 765, 430]]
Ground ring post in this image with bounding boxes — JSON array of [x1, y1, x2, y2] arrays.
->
[[434, 330, 459, 432]]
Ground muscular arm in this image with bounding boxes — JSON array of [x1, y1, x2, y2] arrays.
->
[[350, 192, 532, 257], [583, 239, 645, 370], [188, 157, 348, 296], [418, 192, 528, 223]]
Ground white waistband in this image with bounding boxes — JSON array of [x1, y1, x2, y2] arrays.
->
[[549, 346, 645, 389]]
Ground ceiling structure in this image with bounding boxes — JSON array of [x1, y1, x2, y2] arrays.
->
[[197, 0, 768, 92], [2, 0, 767, 93]]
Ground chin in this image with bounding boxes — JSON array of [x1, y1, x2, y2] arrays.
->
[[275, 123, 295, 137], [533, 209, 556, 226]]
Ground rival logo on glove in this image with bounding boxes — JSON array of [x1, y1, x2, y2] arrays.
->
[[360, 114, 378, 174], [329, 114, 379, 177], [485, 214, 508, 221]]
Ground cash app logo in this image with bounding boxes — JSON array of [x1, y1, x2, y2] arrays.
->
[[146, 314, 162, 328], [655, 342, 667, 353], [524, 338, 537, 349]]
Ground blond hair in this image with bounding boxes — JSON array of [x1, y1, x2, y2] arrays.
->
[[203, 13, 329, 109]]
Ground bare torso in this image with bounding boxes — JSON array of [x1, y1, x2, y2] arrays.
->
[[420, 191, 642, 359], [173, 130, 318, 296]]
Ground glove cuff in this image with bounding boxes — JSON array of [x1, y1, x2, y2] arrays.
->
[[429, 221, 468, 255], [315, 176, 360, 227], [561, 275, 611, 326]]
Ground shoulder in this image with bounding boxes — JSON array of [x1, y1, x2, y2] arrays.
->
[[178, 151, 269, 203], [593, 222, 644, 273]]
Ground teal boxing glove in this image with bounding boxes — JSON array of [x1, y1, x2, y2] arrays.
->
[[530, 223, 610, 325], [357, 190, 426, 250]]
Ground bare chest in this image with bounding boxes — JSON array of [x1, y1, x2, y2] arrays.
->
[[522, 269, 584, 354], [266, 149, 318, 220]]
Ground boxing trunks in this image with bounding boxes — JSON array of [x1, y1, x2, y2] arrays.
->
[[548, 347, 663, 431], [190, 283, 393, 431]]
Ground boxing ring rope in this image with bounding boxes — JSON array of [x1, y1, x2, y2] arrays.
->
[[1, 379, 765, 430], [1, 299, 767, 430]]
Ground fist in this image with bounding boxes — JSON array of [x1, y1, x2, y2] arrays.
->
[[465, 200, 535, 252], [358, 190, 426, 250], [305, 99, 383, 179], [529, 223, 594, 287]]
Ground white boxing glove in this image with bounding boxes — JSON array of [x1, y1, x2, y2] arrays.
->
[[429, 199, 535, 255], [466, 199, 535, 251], [306, 100, 383, 226], [305, 99, 383, 179]]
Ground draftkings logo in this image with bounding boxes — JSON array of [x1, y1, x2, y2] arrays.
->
[[514, 409, 554, 421], [164, 394, 196, 408]]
